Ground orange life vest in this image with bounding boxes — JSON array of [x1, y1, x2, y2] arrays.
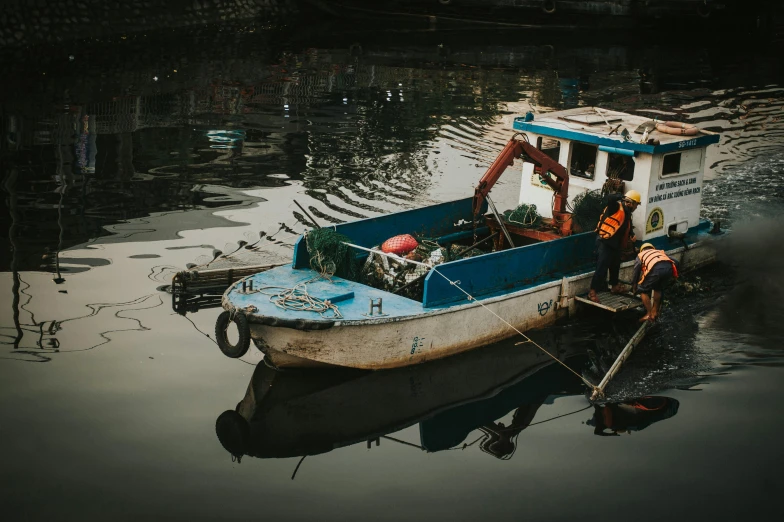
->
[[638, 249, 679, 284], [596, 204, 626, 239]]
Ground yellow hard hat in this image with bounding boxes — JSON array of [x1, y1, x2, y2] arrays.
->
[[624, 190, 642, 204], [640, 242, 654, 251]]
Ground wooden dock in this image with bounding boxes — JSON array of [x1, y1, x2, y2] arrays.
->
[[171, 263, 283, 315]]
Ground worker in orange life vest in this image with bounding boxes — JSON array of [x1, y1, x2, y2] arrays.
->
[[631, 243, 679, 322], [588, 190, 641, 303]]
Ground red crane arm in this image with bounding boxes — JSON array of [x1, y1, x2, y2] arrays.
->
[[472, 136, 570, 218]]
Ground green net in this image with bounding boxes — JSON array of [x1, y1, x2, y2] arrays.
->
[[305, 228, 357, 279], [413, 238, 442, 259], [571, 189, 604, 233], [449, 243, 486, 259], [504, 203, 541, 228]]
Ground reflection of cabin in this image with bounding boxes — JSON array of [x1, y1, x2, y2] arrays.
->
[[513, 107, 719, 241]]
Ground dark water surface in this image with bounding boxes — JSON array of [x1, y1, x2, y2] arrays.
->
[[2, 15, 784, 522]]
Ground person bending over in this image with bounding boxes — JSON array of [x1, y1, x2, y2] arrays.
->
[[631, 243, 679, 322]]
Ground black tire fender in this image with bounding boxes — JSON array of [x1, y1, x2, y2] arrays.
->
[[215, 311, 251, 358]]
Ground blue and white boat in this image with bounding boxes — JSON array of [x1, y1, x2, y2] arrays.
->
[[218, 107, 723, 369]]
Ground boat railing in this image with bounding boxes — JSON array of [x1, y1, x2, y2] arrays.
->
[[291, 196, 484, 269], [422, 231, 596, 308]]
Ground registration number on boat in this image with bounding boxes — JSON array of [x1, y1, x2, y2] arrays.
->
[[411, 336, 425, 354]]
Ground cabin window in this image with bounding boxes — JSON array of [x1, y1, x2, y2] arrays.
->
[[569, 142, 598, 180], [537, 137, 561, 162], [607, 153, 634, 181], [661, 149, 703, 177], [662, 153, 681, 176]]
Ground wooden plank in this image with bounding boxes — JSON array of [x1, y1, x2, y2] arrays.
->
[[486, 217, 562, 242], [173, 264, 283, 296], [591, 320, 652, 401], [561, 114, 622, 126], [574, 295, 618, 312], [575, 290, 641, 313]]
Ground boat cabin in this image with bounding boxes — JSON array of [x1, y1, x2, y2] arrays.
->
[[513, 107, 719, 241]]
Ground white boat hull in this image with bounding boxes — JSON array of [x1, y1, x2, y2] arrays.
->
[[251, 239, 719, 369]]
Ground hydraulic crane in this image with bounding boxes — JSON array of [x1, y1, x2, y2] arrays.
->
[[472, 133, 572, 237]]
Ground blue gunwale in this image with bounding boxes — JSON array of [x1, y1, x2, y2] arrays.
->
[[292, 197, 485, 269], [225, 219, 717, 323]]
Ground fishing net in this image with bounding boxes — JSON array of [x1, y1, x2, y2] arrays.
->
[[356, 228, 496, 301], [412, 238, 443, 259], [381, 234, 418, 255], [359, 234, 454, 301], [602, 177, 625, 196], [449, 243, 485, 259], [571, 189, 604, 233], [504, 203, 542, 228], [305, 228, 358, 279]]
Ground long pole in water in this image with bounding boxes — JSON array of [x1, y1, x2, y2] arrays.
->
[[591, 320, 652, 401]]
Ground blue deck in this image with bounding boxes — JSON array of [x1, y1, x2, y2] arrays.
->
[[229, 266, 423, 322]]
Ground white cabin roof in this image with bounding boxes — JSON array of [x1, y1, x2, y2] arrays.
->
[[513, 107, 718, 155]]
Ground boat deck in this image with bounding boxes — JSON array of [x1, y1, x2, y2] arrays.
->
[[574, 291, 641, 313], [226, 266, 422, 323]]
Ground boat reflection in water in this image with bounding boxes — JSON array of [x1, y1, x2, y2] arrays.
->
[[215, 336, 680, 463]]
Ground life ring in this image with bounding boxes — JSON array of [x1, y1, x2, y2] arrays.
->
[[655, 121, 699, 136], [215, 310, 251, 358]]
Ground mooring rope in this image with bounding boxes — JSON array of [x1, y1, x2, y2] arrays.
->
[[238, 276, 342, 319], [264, 283, 343, 319], [342, 242, 598, 393]]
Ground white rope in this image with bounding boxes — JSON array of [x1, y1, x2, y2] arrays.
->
[[240, 276, 343, 319], [341, 241, 597, 392], [428, 267, 595, 389], [342, 242, 431, 268]]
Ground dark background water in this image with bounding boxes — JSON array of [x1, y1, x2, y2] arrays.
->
[[1, 5, 784, 521]]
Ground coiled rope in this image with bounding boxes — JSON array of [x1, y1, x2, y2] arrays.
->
[[238, 276, 342, 319], [342, 241, 599, 394], [506, 203, 541, 228]]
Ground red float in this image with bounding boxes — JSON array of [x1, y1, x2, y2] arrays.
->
[[381, 234, 418, 255]]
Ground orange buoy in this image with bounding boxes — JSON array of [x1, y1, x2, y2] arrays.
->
[[381, 234, 418, 255], [654, 121, 699, 136]]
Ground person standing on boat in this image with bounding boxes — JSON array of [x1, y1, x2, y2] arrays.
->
[[631, 243, 679, 322], [588, 190, 641, 303]]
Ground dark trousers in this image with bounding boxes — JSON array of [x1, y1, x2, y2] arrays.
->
[[590, 239, 621, 291], [638, 262, 674, 294]]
